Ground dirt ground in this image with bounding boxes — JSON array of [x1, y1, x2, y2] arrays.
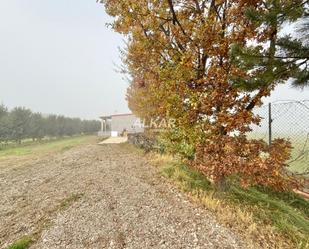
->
[[0, 141, 246, 249]]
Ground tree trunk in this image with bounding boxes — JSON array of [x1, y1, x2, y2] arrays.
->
[[216, 177, 230, 192]]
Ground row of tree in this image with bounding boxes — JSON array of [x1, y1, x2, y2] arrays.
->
[[0, 104, 100, 143], [103, 0, 308, 191]]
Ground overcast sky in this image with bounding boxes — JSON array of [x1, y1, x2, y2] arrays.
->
[[0, 1, 308, 120], [0, 0, 129, 120]]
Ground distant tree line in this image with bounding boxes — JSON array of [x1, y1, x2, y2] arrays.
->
[[0, 104, 100, 144]]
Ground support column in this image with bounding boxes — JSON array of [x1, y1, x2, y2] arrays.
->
[[101, 119, 104, 132]]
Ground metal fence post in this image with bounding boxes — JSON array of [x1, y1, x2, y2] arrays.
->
[[268, 102, 272, 145]]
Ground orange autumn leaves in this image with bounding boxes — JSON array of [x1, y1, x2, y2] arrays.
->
[[103, 0, 298, 191], [194, 136, 295, 190]]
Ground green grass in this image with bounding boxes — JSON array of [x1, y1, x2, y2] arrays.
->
[[229, 186, 309, 245], [5, 236, 32, 249], [161, 162, 213, 191], [0, 135, 95, 159], [160, 161, 309, 248]]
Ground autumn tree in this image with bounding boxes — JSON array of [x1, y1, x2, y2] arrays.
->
[[103, 0, 306, 190]]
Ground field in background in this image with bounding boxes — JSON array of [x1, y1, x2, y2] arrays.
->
[[250, 101, 309, 175], [0, 135, 96, 159], [248, 132, 309, 174]]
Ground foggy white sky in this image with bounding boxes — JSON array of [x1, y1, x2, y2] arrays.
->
[[0, 1, 308, 119], [0, 0, 129, 119]]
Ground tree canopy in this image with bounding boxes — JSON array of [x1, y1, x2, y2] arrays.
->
[[103, 0, 308, 190]]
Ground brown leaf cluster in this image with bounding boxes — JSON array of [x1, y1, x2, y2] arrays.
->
[[194, 136, 298, 190]]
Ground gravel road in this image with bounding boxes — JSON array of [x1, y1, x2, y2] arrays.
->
[[0, 142, 246, 249]]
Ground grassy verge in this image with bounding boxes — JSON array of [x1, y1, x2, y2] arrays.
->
[[148, 153, 309, 249], [0, 135, 96, 159], [5, 236, 32, 249]]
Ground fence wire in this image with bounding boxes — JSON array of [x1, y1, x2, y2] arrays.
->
[[249, 100, 309, 175]]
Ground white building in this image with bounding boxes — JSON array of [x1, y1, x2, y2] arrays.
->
[[98, 113, 144, 137]]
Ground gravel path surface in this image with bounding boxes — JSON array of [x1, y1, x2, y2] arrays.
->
[[0, 143, 246, 249]]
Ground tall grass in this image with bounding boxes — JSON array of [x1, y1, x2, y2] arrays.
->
[[151, 153, 309, 248]]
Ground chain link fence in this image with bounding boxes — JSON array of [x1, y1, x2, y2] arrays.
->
[[249, 100, 309, 175]]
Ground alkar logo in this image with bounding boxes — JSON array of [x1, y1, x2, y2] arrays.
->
[[133, 117, 176, 130]]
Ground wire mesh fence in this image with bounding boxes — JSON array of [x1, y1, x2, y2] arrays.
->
[[249, 100, 309, 175]]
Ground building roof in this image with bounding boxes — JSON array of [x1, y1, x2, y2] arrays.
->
[[99, 113, 134, 119]]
